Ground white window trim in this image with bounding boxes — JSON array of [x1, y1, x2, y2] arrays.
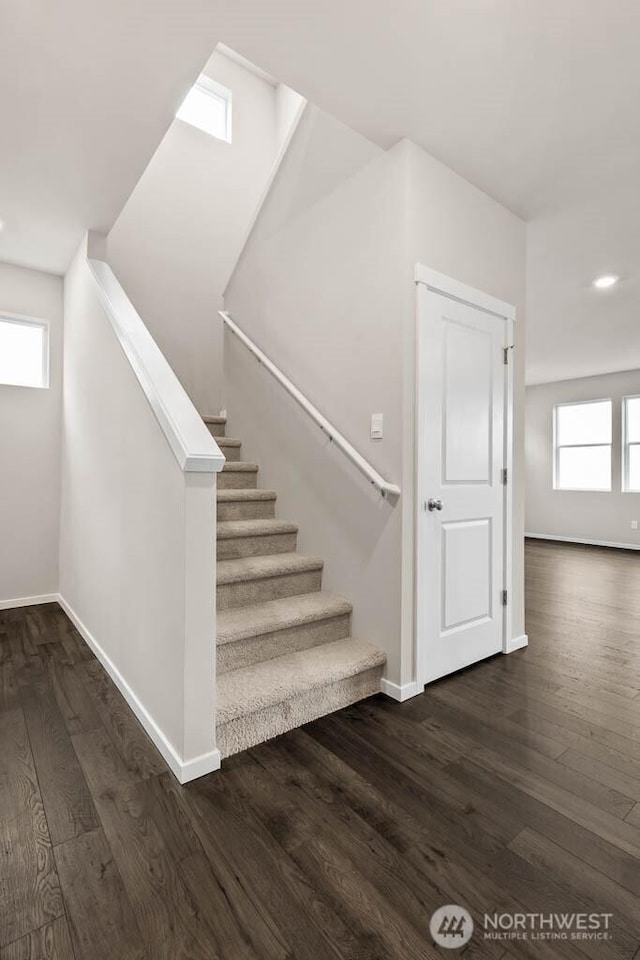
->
[[177, 74, 232, 143], [622, 395, 640, 493], [552, 397, 612, 492], [0, 312, 50, 390]]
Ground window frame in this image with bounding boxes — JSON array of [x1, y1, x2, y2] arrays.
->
[[176, 74, 232, 143], [0, 312, 50, 390], [552, 397, 613, 493], [622, 395, 640, 493]]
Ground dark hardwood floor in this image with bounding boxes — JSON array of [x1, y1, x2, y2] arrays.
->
[[2, 539, 640, 959]]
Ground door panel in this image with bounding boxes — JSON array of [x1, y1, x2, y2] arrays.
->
[[443, 320, 493, 484], [418, 284, 507, 685], [442, 518, 492, 631]]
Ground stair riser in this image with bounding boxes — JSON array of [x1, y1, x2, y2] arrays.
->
[[217, 569, 323, 611], [217, 500, 275, 522], [218, 445, 242, 462], [218, 471, 258, 490], [206, 422, 226, 438], [218, 613, 352, 674], [218, 666, 383, 758], [217, 532, 297, 560]]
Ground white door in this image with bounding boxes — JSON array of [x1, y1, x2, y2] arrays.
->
[[417, 276, 510, 685]]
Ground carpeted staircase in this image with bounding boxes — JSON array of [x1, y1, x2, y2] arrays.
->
[[204, 415, 386, 758]]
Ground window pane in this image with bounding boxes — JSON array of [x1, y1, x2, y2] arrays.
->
[[625, 397, 640, 443], [557, 445, 611, 490], [0, 319, 46, 388], [628, 445, 640, 492], [176, 83, 229, 140], [556, 400, 612, 446]]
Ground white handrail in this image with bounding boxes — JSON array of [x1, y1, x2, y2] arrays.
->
[[219, 311, 401, 500], [89, 258, 225, 474]]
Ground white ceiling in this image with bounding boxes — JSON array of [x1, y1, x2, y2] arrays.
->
[[2, 0, 640, 382], [0, 0, 221, 274]]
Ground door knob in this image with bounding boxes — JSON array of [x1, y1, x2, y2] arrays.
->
[[427, 498, 443, 512]]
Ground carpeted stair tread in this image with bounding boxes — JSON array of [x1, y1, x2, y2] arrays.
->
[[217, 592, 352, 645], [217, 552, 323, 586], [210, 410, 387, 758], [217, 637, 385, 724], [221, 461, 258, 473], [217, 519, 298, 541], [217, 489, 277, 502]]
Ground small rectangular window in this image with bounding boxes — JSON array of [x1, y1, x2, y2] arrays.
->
[[176, 75, 232, 142], [553, 399, 612, 491], [623, 396, 640, 492], [0, 315, 49, 389]]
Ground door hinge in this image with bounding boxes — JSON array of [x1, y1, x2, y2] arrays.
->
[[503, 347, 510, 364], [501, 467, 508, 485], [501, 589, 508, 606]]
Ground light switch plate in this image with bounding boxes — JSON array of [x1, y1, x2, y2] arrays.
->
[[370, 413, 383, 440]]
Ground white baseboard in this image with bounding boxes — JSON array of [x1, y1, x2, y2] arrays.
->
[[0, 593, 59, 611], [526, 533, 640, 551], [57, 595, 220, 784], [380, 677, 422, 701], [504, 633, 529, 654]]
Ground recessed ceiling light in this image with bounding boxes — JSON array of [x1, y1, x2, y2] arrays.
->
[[593, 274, 619, 289]]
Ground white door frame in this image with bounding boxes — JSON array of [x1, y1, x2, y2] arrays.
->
[[414, 264, 516, 688]]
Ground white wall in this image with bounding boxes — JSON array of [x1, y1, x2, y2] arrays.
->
[[107, 48, 282, 415], [0, 262, 62, 606], [224, 107, 526, 688], [59, 238, 218, 779], [402, 140, 527, 674], [526, 369, 640, 547], [225, 104, 407, 680]]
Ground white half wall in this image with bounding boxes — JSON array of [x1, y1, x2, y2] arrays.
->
[[0, 262, 62, 606], [59, 237, 220, 780], [526, 369, 640, 547], [107, 48, 284, 415]]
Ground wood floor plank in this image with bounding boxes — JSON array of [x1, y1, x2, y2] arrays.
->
[[624, 804, 640, 829], [142, 778, 290, 960], [1, 611, 38, 670], [509, 826, 640, 941], [307, 718, 603, 960], [274, 731, 507, 960], [560, 749, 640, 801], [0, 659, 18, 714], [37, 646, 102, 736], [290, 832, 443, 960], [54, 827, 147, 960], [82, 672, 166, 780], [0, 709, 64, 947], [420, 687, 635, 818], [20, 681, 99, 845], [0, 917, 75, 960], [232, 745, 445, 950], [448, 755, 640, 899], [184, 773, 346, 960], [71, 729, 217, 960]]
